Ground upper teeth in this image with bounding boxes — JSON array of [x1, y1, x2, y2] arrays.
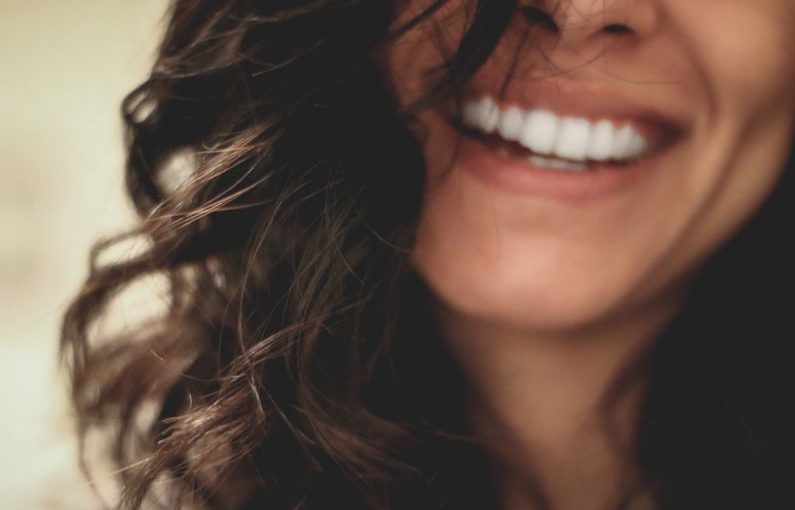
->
[[461, 96, 653, 163]]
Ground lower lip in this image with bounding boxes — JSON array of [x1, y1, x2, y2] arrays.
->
[[440, 116, 676, 202]]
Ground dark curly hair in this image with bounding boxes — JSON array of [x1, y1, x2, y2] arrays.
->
[[61, 1, 795, 509]]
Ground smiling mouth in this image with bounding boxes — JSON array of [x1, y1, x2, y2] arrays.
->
[[442, 93, 686, 173], [457, 122, 636, 172]]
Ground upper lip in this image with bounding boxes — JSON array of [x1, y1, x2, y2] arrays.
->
[[453, 80, 691, 143]]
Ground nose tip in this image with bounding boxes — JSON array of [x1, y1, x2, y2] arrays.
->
[[522, 0, 658, 51]]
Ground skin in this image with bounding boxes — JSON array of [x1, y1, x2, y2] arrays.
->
[[382, 1, 795, 508]]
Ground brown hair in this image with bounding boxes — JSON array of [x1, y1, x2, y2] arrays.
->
[[61, 1, 795, 508]]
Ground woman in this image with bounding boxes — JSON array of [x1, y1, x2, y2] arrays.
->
[[62, 1, 795, 508]]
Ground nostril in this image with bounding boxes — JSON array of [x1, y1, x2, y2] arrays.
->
[[520, 6, 559, 33], [603, 23, 632, 35]]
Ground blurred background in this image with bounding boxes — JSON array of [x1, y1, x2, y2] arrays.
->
[[1, 1, 165, 507]]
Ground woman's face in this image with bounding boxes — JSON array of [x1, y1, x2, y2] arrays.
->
[[384, 0, 795, 332]]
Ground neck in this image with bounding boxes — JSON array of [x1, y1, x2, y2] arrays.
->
[[433, 295, 683, 510]]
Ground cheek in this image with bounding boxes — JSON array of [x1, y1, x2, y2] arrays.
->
[[634, 4, 795, 283], [675, 5, 795, 256], [674, 2, 795, 120]]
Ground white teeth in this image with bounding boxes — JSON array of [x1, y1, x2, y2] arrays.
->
[[529, 155, 587, 172], [462, 100, 482, 129], [587, 120, 616, 161], [482, 97, 500, 133], [520, 110, 559, 156], [462, 96, 500, 133], [461, 96, 656, 164], [628, 130, 650, 159], [554, 118, 591, 161], [611, 125, 635, 160], [610, 125, 650, 161], [497, 106, 525, 142]]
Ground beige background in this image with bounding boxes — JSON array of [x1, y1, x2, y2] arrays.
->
[[0, 1, 166, 507]]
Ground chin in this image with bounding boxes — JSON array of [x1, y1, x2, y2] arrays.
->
[[412, 253, 642, 335]]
